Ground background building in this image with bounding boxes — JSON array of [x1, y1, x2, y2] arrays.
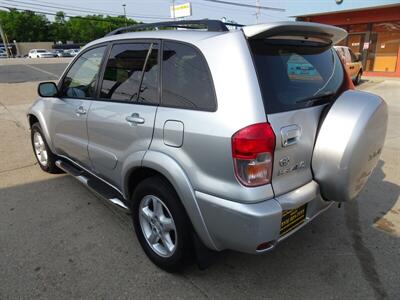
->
[[295, 3, 400, 77]]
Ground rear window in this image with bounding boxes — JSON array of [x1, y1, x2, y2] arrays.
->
[[249, 40, 344, 114]]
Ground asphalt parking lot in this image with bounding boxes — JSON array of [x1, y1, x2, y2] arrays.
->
[[0, 58, 399, 299]]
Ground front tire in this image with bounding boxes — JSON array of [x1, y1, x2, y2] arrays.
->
[[31, 122, 62, 173], [131, 176, 193, 272]]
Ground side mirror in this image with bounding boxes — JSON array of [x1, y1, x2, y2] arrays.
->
[[38, 82, 58, 97]]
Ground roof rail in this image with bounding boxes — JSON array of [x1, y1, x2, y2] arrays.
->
[[105, 19, 244, 36]]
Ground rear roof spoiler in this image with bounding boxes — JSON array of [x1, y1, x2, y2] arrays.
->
[[242, 21, 347, 45]]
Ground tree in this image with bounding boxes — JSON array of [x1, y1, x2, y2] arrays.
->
[[0, 9, 50, 42], [0, 10, 139, 43], [49, 11, 69, 43], [66, 15, 138, 43]]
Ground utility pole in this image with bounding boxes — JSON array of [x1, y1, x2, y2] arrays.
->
[[172, 0, 176, 20], [0, 21, 10, 58], [255, 0, 261, 24], [122, 4, 127, 27]]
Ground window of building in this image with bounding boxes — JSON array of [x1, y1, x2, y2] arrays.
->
[[161, 41, 216, 111], [366, 22, 400, 72]]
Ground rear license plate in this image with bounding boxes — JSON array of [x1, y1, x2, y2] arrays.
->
[[280, 204, 307, 236]]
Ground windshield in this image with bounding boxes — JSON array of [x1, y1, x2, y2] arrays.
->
[[249, 39, 344, 114], [37, 50, 47, 53]]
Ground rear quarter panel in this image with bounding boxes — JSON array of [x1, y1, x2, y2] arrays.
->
[[150, 31, 274, 203]]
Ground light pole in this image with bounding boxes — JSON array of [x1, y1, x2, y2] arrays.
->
[[122, 4, 127, 27], [255, 0, 261, 24], [172, 0, 175, 20]]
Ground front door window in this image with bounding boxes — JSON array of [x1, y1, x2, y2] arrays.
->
[[60, 46, 106, 98]]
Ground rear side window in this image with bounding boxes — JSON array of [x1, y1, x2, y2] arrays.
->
[[250, 40, 344, 114], [100, 43, 158, 104], [161, 41, 216, 111]]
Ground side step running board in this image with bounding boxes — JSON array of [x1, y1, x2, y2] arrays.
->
[[55, 160, 129, 210]]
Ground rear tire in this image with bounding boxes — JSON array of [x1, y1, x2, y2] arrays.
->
[[131, 176, 193, 272], [30, 122, 62, 173]]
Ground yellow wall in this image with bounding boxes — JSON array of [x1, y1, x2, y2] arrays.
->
[[373, 55, 398, 72]]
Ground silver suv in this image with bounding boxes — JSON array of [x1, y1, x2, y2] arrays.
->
[[28, 20, 388, 272]]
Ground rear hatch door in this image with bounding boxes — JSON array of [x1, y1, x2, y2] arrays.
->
[[245, 22, 347, 197]]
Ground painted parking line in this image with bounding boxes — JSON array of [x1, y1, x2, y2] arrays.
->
[[24, 64, 59, 78]]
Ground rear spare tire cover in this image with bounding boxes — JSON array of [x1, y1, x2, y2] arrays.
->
[[312, 90, 388, 202]]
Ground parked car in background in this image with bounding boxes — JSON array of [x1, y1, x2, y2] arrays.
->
[[28, 20, 388, 272], [334, 46, 363, 85], [0, 49, 7, 58], [28, 49, 54, 58], [64, 49, 80, 56], [52, 49, 74, 58]]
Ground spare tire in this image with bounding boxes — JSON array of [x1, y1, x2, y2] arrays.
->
[[312, 90, 388, 202]]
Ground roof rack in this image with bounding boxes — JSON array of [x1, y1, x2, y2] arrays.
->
[[105, 19, 244, 36]]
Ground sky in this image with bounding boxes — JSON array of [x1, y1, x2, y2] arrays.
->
[[2, 0, 399, 24]]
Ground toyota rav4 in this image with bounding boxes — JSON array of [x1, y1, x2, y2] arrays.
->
[[28, 20, 388, 272]]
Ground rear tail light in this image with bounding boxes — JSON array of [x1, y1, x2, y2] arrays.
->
[[232, 123, 275, 187]]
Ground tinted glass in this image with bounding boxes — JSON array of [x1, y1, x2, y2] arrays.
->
[[250, 40, 344, 114], [162, 41, 216, 111], [137, 44, 159, 105], [61, 46, 105, 98], [100, 43, 150, 102], [349, 49, 358, 62]]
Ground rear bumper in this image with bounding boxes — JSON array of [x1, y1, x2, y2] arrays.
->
[[195, 180, 332, 254]]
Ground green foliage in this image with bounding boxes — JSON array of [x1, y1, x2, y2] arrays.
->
[[66, 15, 137, 43], [0, 9, 139, 43], [49, 11, 69, 43], [0, 9, 50, 42]]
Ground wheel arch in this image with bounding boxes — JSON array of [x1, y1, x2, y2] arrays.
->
[[124, 150, 218, 251], [27, 110, 55, 153]]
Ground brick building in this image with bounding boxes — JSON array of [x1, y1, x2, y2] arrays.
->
[[295, 3, 400, 77]]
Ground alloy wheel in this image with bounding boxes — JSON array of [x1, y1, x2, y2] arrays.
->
[[33, 131, 48, 166], [139, 195, 177, 257]]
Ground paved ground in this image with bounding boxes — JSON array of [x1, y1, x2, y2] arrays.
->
[[0, 60, 399, 299], [0, 58, 69, 83]]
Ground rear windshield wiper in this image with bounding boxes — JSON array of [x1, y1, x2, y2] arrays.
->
[[295, 91, 336, 104]]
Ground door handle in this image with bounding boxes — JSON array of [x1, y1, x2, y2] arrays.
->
[[75, 106, 87, 116], [126, 113, 145, 125], [281, 125, 301, 147]]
